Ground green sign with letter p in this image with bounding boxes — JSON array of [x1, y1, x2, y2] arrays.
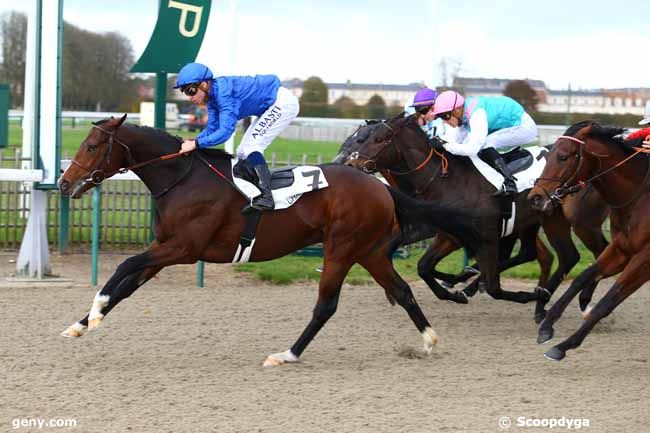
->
[[131, 0, 212, 74]]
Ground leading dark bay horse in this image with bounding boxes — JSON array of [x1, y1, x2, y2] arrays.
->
[[341, 114, 609, 323], [58, 115, 481, 366], [335, 120, 609, 294], [529, 121, 650, 360]]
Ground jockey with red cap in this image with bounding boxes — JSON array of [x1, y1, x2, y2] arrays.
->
[[431, 90, 538, 196]]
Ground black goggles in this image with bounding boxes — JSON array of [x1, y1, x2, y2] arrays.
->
[[181, 84, 199, 96], [414, 105, 433, 115], [437, 111, 453, 121]]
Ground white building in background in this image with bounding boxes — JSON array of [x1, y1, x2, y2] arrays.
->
[[282, 78, 425, 107], [452, 77, 650, 115]]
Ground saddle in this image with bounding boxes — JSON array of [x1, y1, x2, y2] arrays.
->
[[500, 147, 534, 175], [233, 159, 296, 190], [227, 157, 329, 264]]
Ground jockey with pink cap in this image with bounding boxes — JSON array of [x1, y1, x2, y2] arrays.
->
[[432, 90, 538, 196]]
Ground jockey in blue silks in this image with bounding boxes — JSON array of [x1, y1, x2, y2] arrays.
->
[[175, 62, 300, 212], [432, 90, 538, 197]]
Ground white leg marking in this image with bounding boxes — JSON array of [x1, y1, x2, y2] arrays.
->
[[61, 321, 87, 338], [88, 291, 109, 331], [263, 349, 299, 367], [581, 304, 594, 320], [421, 327, 438, 355]]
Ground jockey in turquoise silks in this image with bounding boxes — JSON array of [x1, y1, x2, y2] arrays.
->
[[432, 90, 538, 196]]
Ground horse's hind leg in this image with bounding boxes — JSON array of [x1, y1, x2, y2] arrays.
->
[[361, 253, 438, 354], [263, 260, 352, 367]]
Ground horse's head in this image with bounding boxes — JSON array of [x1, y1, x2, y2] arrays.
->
[[343, 115, 414, 173], [332, 120, 382, 164], [59, 114, 131, 198], [528, 121, 625, 213]]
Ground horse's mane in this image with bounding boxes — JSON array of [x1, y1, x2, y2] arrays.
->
[[565, 120, 636, 154], [401, 114, 430, 142], [563, 120, 597, 136], [121, 121, 233, 160]]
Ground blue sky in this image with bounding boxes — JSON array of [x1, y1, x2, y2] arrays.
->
[[2, 0, 649, 90]]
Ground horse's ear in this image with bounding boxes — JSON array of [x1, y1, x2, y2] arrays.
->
[[117, 113, 128, 126]]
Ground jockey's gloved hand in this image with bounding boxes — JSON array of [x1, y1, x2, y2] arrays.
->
[[428, 136, 446, 152]]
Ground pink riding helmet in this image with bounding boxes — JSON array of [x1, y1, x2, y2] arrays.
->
[[432, 90, 465, 116]]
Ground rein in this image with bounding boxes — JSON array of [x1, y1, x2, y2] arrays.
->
[[540, 135, 650, 209], [348, 120, 443, 177], [73, 125, 192, 185], [71, 124, 205, 198]]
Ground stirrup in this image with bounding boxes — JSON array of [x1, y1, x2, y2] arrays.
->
[[242, 196, 274, 213]]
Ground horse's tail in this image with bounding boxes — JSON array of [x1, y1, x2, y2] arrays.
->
[[387, 186, 481, 257]]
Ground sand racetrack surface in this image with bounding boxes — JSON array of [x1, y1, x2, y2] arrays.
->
[[1, 252, 649, 433]]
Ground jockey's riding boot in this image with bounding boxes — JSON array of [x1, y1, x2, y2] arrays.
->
[[492, 158, 518, 197], [249, 162, 275, 211], [478, 147, 518, 197]]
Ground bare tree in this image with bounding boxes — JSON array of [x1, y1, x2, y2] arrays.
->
[[63, 23, 137, 111], [0, 12, 27, 107], [504, 80, 539, 112]]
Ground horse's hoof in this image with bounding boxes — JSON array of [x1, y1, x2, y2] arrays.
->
[[87, 316, 103, 332], [544, 346, 566, 361], [454, 291, 469, 304], [262, 349, 298, 367], [421, 327, 438, 354], [581, 304, 594, 320], [537, 326, 554, 344], [534, 310, 547, 324], [61, 322, 86, 338]]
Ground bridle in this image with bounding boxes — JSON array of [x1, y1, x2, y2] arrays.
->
[[347, 121, 435, 176], [70, 124, 136, 184], [535, 134, 650, 209], [70, 124, 189, 187]]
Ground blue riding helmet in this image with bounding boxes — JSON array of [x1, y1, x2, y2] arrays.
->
[[174, 62, 214, 88]]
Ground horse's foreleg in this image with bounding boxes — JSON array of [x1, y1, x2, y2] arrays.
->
[[263, 260, 352, 367], [538, 243, 627, 344], [63, 241, 195, 336], [362, 253, 438, 354], [544, 249, 648, 361], [418, 235, 469, 304], [62, 266, 162, 338], [536, 216, 581, 316]]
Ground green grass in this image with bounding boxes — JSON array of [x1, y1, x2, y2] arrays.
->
[[235, 236, 603, 285], [6, 121, 342, 163]]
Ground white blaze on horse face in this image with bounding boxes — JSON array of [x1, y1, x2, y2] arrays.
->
[[421, 327, 438, 354], [88, 291, 109, 324]]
